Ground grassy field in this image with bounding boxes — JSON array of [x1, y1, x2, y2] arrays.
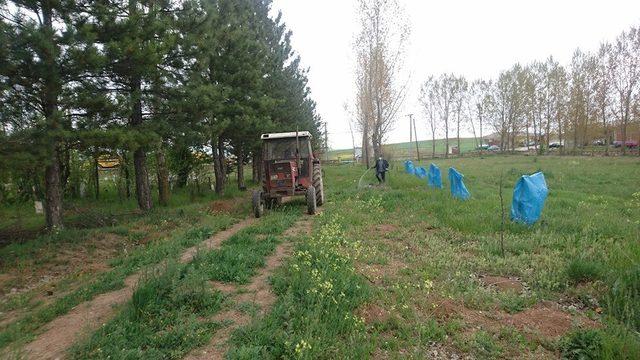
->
[[227, 155, 640, 358], [1, 155, 639, 358]]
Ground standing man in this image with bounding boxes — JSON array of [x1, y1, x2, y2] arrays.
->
[[373, 156, 389, 183]]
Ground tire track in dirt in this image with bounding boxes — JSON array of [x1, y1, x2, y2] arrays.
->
[[184, 215, 314, 360], [20, 217, 257, 360]]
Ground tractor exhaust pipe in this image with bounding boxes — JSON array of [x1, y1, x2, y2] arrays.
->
[[295, 127, 301, 186]]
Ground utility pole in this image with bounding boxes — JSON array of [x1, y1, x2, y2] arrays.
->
[[407, 114, 413, 159], [348, 120, 357, 163], [324, 122, 329, 162], [407, 114, 420, 161], [412, 115, 420, 161]]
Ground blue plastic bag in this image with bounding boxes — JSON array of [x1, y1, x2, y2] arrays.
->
[[404, 160, 415, 174], [428, 163, 443, 189], [511, 172, 548, 225], [415, 167, 427, 179], [448, 167, 471, 200]]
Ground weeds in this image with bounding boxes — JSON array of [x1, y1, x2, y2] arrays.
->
[[566, 259, 602, 284], [561, 329, 602, 359]]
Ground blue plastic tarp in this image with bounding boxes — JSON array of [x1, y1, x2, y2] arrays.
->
[[404, 160, 415, 174], [448, 167, 471, 200], [415, 167, 427, 179], [510, 172, 548, 225], [428, 163, 443, 189]]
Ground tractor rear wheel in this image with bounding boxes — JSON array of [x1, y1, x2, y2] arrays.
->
[[313, 163, 324, 206], [306, 186, 317, 215], [252, 190, 264, 218]]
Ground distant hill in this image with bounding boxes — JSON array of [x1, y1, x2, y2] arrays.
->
[[327, 138, 479, 161]]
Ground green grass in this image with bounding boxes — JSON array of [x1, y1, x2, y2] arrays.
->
[[0, 215, 237, 351], [228, 156, 639, 358], [70, 207, 300, 359], [2, 156, 639, 358], [191, 210, 299, 284], [227, 213, 371, 359], [71, 262, 225, 360]]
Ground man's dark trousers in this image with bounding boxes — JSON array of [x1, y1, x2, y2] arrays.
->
[[376, 171, 385, 183]]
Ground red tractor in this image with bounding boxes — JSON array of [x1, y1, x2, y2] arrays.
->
[[252, 131, 324, 217]]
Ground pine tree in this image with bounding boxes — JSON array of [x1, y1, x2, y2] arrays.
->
[[0, 0, 81, 229], [75, 0, 185, 211]]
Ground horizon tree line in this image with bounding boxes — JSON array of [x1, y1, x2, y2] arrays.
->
[[419, 24, 640, 157]]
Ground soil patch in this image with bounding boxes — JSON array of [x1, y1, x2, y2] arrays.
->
[[480, 275, 525, 293], [0, 227, 45, 248], [209, 197, 244, 215], [357, 303, 390, 325], [282, 218, 313, 238], [374, 224, 398, 236], [507, 302, 599, 338], [431, 298, 597, 340]]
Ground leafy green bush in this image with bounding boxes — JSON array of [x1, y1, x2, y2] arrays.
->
[[561, 329, 602, 359]]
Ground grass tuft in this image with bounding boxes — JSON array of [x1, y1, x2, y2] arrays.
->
[[566, 259, 602, 284]]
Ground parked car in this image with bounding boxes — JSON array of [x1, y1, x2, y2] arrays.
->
[[487, 145, 500, 151], [613, 140, 638, 148], [592, 139, 605, 146], [477, 144, 490, 150], [549, 142, 564, 148]]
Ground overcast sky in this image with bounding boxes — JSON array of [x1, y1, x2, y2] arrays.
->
[[271, 0, 640, 150]]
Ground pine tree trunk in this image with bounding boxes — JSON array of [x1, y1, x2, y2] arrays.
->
[[252, 153, 258, 183], [130, 76, 152, 211], [42, 2, 63, 229], [256, 152, 263, 188], [156, 149, 170, 206], [45, 149, 63, 229], [59, 146, 70, 195], [237, 147, 246, 190], [133, 148, 151, 210], [94, 154, 100, 200], [123, 152, 131, 199], [212, 135, 226, 195]]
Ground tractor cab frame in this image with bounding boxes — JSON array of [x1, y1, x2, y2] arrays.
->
[[252, 131, 324, 217]]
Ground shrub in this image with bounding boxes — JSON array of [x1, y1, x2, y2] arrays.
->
[[561, 329, 602, 359]]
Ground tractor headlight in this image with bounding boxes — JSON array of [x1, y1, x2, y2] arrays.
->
[[270, 175, 278, 180]]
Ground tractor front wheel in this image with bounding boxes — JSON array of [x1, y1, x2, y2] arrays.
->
[[313, 163, 325, 206], [252, 190, 264, 218], [306, 186, 317, 215]]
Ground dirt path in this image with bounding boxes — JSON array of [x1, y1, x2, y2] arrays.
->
[[20, 217, 256, 360], [184, 215, 314, 360]]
